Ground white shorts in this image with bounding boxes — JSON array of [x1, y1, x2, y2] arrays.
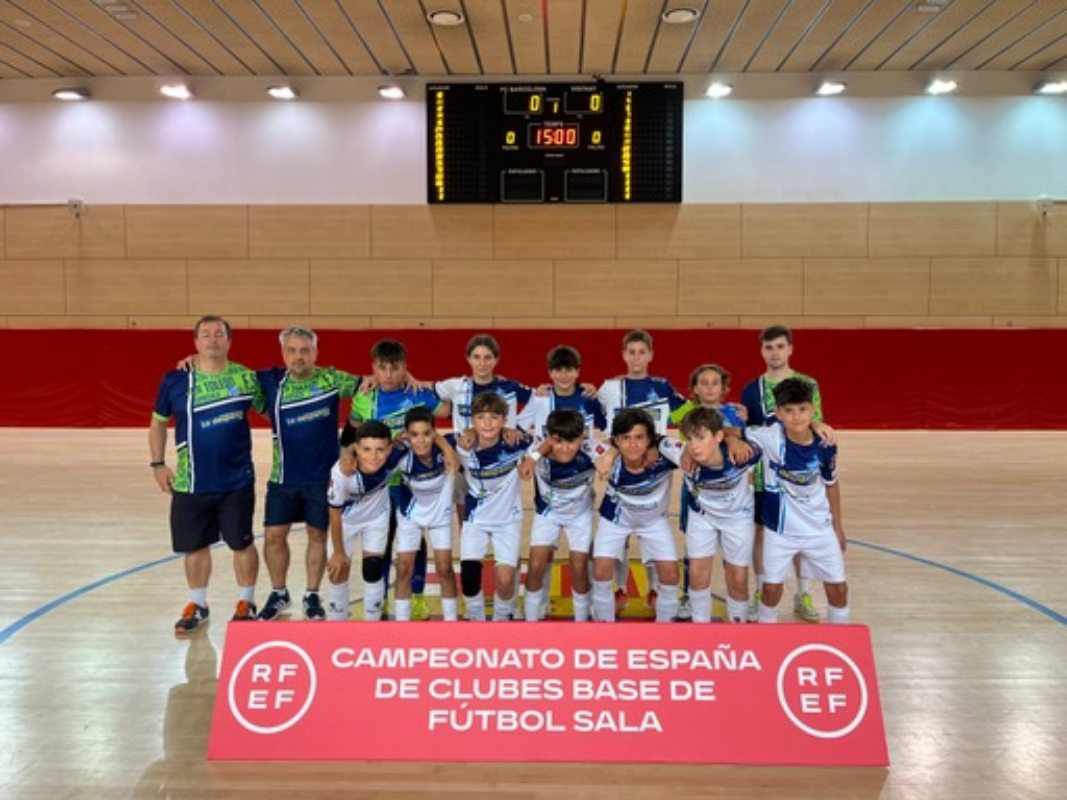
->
[[593, 516, 677, 564], [460, 521, 522, 567], [685, 510, 754, 566], [762, 530, 846, 584], [396, 518, 453, 552], [333, 522, 389, 557], [530, 511, 593, 553]]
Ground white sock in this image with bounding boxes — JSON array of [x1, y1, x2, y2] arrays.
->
[[796, 577, 811, 596], [493, 592, 516, 621], [363, 578, 384, 621], [689, 588, 713, 623], [655, 584, 679, 622], [614, 558, 629, 589], [757, 601, 778, 624], [593, 580, 615, 623], [572, 590, 591, 622], [827, 604, 850, 624], [189, 587, 208, 607], [524, 588, 545, 622], [327, 582, 350, 621], [394, 598, 411, 622], [441, 597, 458, 621], [726, 596, 749, 623], [238, 585, 255, 603], [464, 591, 485, 621]]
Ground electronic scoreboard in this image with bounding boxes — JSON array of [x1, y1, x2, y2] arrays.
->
[[427, 82, 682, 204]]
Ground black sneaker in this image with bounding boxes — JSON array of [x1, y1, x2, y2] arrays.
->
[[258, 589, 291, 621], [303, 592, 325, 621], [174, 602, 209, 636], [231, 599, 258, 621]]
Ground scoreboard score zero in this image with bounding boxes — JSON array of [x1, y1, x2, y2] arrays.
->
[[427, 82, 682, 204]]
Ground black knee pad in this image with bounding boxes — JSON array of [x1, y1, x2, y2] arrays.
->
[[362, 556, 385, 583], [460, 560, 482, 596]]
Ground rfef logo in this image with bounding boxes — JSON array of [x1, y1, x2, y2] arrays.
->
[[227, 641, 317, 734], [776, 643, 868, 739]]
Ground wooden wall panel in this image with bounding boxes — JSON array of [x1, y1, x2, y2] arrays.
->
[[494, 206, 615, 259], [742, 204, 868, 258], [864, 315, 993, 328], [127, 206, 248, 259], [930, 258, 1058, 315], [997, 203, 1067, 257], [678, 259, 803, 315], [0, 209, 5, 256], [5, 206, 125, 260], [1061, 259, 1067, 314], [555, 259, 677, 317], [129, 315, 213, 330], [6, 315, 129, 328], [738, 315, 866, 329], [249, 206, 370, 259], [994, 315, 1067, 329], [188, 260, 308, 315], [870, 203, 996, 257], [66, 260, 187, 315], [433, 259, 554, 317], [614, 315, 741, 329], [371, 206, 493, 259], [0, 260, 65, 315], [616, 205, 740, 259], [804, 258, 930, 315], [310, 259, 432, 316]]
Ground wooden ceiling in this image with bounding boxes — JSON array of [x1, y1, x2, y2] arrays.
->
[[0, 0, 1064, 82]]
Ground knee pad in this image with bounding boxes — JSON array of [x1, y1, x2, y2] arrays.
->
[[460, 560, 483, 596], [362, 556, 385, 583]]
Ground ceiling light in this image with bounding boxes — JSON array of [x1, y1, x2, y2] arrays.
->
[[378, 85, 406, 100], [53, 88, 90, 101], [816, 80, 846, 96], [662, 7, 700, 24], [925, 78, 957, 95], [160, 83, 193, 100], [267, 85, 298, 100], [426, 9, 464, 26], [1035, 79, 1067, 95], [705, 82, 733, 99]]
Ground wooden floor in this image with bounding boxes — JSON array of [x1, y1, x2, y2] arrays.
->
[[1, 429, 1065, 799]]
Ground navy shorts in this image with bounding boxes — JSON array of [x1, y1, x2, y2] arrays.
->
[[170, 485, 255, 553], [264, 481, 329, 532]]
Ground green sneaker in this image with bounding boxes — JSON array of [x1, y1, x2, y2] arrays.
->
[[793, 592, 820, 623], [411, 595, 429, 621]]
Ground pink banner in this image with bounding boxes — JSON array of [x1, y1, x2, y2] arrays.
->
[[208, 622, 888, 766]]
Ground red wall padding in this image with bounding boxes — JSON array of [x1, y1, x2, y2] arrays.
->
[[2, 328, 1064, 429]]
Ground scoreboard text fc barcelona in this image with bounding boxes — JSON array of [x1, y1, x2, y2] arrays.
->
[[427, 82, 682, 204]]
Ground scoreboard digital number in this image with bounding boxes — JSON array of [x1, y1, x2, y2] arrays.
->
[[428, 82, 682, 204]]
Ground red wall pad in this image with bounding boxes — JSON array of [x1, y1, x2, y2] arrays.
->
[[2, 329, 1064, 429]]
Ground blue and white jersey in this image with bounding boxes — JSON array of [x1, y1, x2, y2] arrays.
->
[[744, 423, 837, 538], [517, 390, 606, 439], [394, 445, 454, 529], [599, 438, 685, 527], [532, 440, 608, 525], [435, 376, 532, 431], [456, 435, 531, 526], [597, 376, 687, 435], [328, 447, 407, 528], [684, 441, 761, 520]]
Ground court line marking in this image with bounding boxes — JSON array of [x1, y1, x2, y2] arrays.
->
[[2, 534, 1063, 646]]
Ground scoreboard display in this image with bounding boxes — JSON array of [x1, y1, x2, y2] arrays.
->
[[427, 82, 682, 204]]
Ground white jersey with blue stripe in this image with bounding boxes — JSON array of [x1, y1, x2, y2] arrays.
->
[[599, 438, 684, 527], [684, 441, 761, 520], [328, 448, 406, 528], [532, 439, 608, 525], [395, 446, 454, 529], [456, 436, 531, 526], [435, 376, 532, 431], [597, 376, 686, 435], [517, 390, 606, 439]]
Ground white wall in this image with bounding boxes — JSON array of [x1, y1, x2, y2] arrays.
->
[[1, 96, 1064, 204]]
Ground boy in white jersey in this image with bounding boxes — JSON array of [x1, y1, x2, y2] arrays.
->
[[392, 407, 461, 622], [679, 407, 761, 623], [521, 409, 608, 622], [455, 392, 532, 621], [744, 379, 849, 624], [591, 408, 685, 623]]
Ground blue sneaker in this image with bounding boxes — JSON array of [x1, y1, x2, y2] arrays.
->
[[258, 589, 291, 621], [303, 592, 326, 621]]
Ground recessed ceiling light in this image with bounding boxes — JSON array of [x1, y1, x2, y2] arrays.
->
[[1035, 79, 1067, 95], [378, 85, 406, 100], [816, 80, 846, 96], [426, 9, 464, 27], [160, 83, 193, 100], [705, 82, 733, 99], [662, 7, 700, 24], [53, 88, 90, 101], [13, 18, 32, 27], [267, 85, 298, 100], [925, 78, 957, 95]]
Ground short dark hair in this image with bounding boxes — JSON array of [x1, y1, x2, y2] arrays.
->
[[760, 325, 793, 345], [611, 408, 656, 441], [689, 363, 730, 390], [773, 377, 813, 407], [680, 406, 724, 439], [371, 339, 406, 365], [466, 334, 500, 358], [339, 422, 358, 447], [547, 345, 581, 371], [471, 391, 508, 416], [546, 409, 585, 441], [194, 315, 231, 338], [404, 406, 435, 429], [622, 329, 653, 349], [353, 420, 392, 443]]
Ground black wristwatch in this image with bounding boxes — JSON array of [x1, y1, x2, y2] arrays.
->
[[150, 461, 166, 468]]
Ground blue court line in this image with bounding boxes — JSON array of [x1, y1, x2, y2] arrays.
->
[[849, 538, 1066, 626]]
